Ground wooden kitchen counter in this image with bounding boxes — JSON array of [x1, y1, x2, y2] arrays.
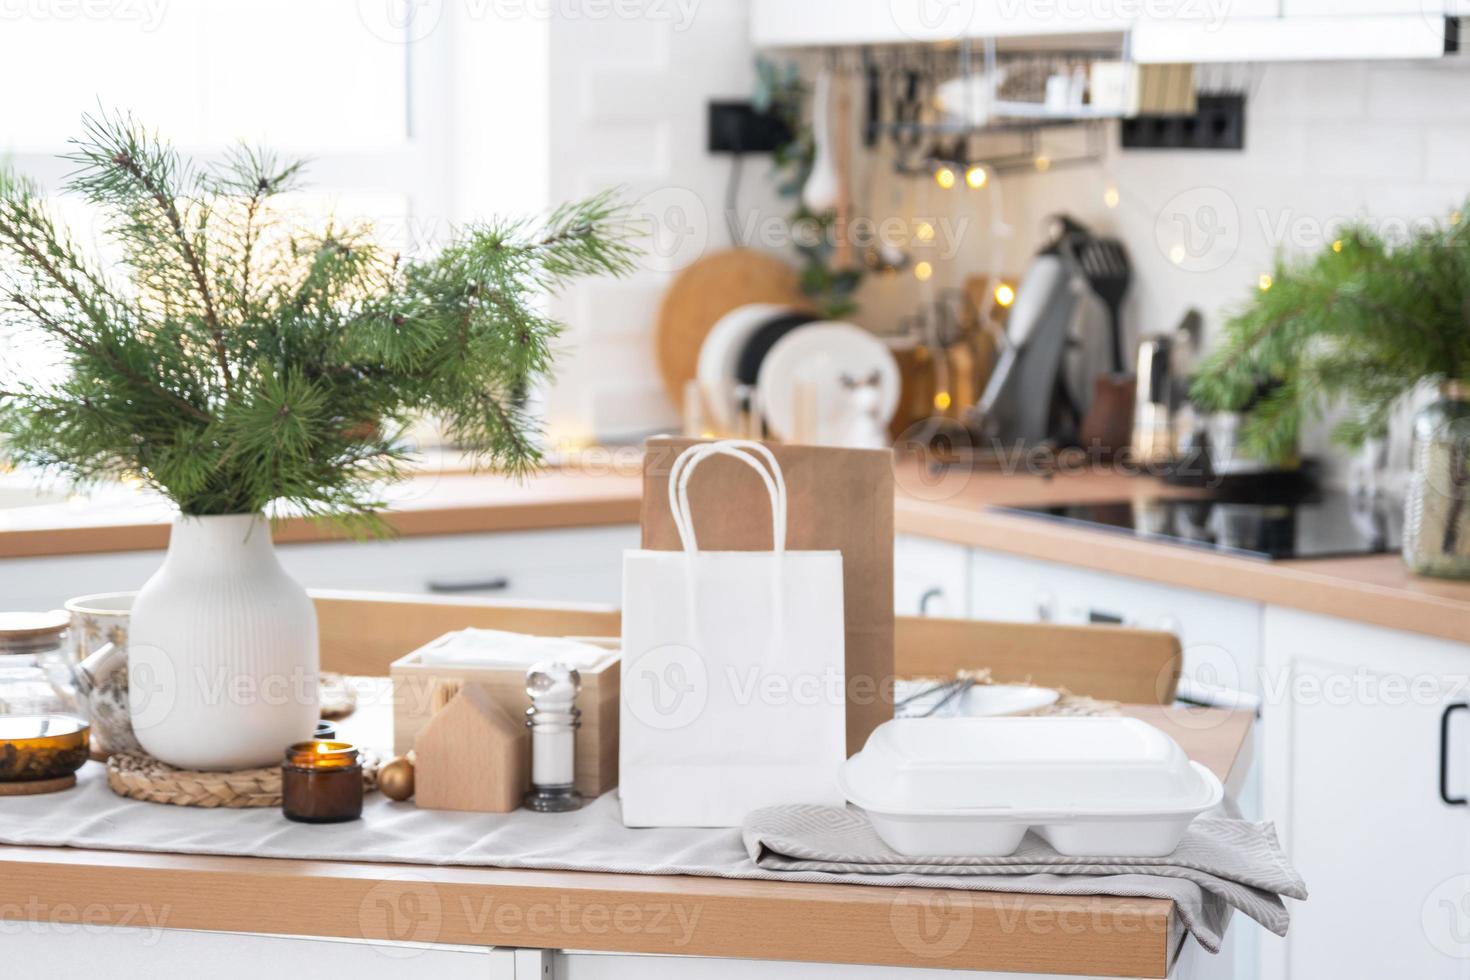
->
[[0, 703, 1250, 979], [5, 455, 1470, 644]]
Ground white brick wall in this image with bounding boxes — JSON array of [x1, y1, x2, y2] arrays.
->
[[961, 59, 1470, 477], [541, 27, 1470, 458], [543, 0, 784, 444]]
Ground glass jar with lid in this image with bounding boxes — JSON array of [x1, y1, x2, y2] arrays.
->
[[0, 611, 80, 717]]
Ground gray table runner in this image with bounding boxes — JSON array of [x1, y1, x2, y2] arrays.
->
[[0, 763, 1302, 955]]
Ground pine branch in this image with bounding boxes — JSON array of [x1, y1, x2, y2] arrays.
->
[[1, 111, 636, 521]]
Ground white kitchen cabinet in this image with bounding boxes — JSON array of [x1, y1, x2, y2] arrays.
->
[[1260, 607, 1470, 979], [1283, 0, 1446, 14], [894, 534, 970, 617], [8, 926, 516, 978], [751, 0, 1279, 48], [0, 525, 639, 612], [968, 548, 1263, 700], [560, 946, 1217, 979], [1258, 608, 1470, 975]]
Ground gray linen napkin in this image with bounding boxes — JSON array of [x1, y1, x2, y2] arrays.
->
[[742, 804, 1307, 954]]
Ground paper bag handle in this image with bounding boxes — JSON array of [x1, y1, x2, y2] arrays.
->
[[668, 440, 788, 555]]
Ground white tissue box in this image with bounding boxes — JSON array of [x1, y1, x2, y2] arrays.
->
[[390, 631, 620, 797]]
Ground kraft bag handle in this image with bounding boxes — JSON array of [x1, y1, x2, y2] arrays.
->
[[668, 440, 788, 555]]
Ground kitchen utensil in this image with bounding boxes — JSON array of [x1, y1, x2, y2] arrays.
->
[[621, 441, 847, 827], [803, 67, 839, 214], [755, 322, 901, 447], [974, 252, 1083, 446], [1076, 237, 1132, 374], [1133, 335, 1175, 465], [696, 302, 797, 431], [654, 249, 808, 407], [840, 717, 1223, 857]]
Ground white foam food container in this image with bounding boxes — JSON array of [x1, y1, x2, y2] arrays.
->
[[840, 717, 1223, 857]]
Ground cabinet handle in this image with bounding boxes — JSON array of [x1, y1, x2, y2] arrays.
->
[[1441, 703, 1468, 806], [918, 588, 944, 616], [426, 576, 510, 594]]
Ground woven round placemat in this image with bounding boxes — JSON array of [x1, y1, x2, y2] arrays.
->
[[106, 749, 381, 808]]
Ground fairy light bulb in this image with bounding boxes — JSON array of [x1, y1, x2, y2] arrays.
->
[[1103, 186, 1120, 209], [993, 283, 1016, 307], [914, 261, 934, 282], [934, 166, 956, 190], [915, 221, 935, 242], [964, 165, 988, 189], [1258, 273, 1274, 292], [1169, 244, 1187, 265], [934, 391, 953, 411], [1332, 239, 1343, 253], [1034, 155, 1051, 173]]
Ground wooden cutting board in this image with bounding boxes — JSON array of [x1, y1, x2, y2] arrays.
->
[[654, 248, 809, 406]]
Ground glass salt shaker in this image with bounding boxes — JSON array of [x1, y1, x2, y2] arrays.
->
[[524, 661, 584, 813]]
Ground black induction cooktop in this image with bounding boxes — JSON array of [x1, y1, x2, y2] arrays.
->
[[998, 492, 1401, 561]]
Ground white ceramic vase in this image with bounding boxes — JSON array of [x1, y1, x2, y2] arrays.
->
[[128, 514, 320, 770]]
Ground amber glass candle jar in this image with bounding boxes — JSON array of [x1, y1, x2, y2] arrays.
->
[[281, 741, 363, 823]]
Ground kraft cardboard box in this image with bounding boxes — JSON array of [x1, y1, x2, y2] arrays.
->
[[639, 438, 896, 755]]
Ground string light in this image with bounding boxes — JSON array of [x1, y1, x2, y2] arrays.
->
[[1034, 156, 1051, 173], [934, 391, 953, 411], [1258, 273, 1274, 291], [1332, 239, 1343, 253], [914, 261, 934, 282], [1168, 244, 1187, 265], [934, 166, 956, 190], [994, 283, 1016, 307], [964, 165, 988, 189], [1103, 186, 1120, 209], [915, 221, 935, 242]]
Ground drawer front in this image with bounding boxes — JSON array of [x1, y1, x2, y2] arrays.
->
[[276, 525, 639, 604], [7, 926, 511, 978], [2, 525, 640, 611]]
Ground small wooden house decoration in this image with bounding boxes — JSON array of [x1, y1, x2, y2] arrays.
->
[[414, 682, 529, 813]]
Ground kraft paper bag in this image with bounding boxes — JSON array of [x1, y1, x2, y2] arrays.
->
[[641, 437, 895, 756], [620, 441, 847, 828]]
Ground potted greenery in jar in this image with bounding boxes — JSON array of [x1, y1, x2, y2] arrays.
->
[[1192, 201, 1470, 579], [0, 112, 636, 769]]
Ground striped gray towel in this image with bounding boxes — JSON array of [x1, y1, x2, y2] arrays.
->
[[742, 804, 1306, 954]]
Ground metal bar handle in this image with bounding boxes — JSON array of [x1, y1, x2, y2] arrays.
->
[[1441, 702, 1468, 806]]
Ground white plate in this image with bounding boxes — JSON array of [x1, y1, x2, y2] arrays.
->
[[755, 322, 900, 446], [893, 681, 1060, 718], [695, 303, 796, 430], [961, 684, 1061, 717]]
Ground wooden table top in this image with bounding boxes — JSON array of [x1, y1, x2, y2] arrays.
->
[[0, 703, 1251, 978]]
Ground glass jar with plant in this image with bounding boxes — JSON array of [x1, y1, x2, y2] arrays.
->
[[1191, 202, 1470, 578], [0, 111, 637, 768]]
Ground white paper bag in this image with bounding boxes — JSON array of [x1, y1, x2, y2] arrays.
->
[[620, 440, 847, 827]]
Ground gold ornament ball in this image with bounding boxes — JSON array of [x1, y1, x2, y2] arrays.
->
[[378, 755, 415, 801]]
